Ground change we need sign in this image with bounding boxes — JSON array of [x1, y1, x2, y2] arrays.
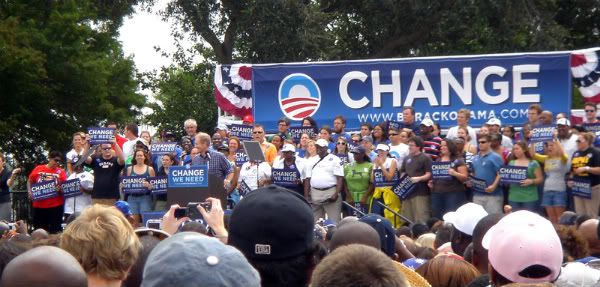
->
[[61, 179, 82, 198], [31, 180, 59, 202], [168, 165, 209, 188], [499, 166, 528, 184], [88, 127, 114, 145]]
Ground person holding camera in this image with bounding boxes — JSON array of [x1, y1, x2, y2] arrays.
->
[[0, 153, 19, 222]]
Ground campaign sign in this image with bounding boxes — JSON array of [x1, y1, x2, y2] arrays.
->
[[584, 122, 600, 133], [289, 126, 318, 143], [168, 165, 209, 188], [150, 143, 177, 156], [391, 174, 415, 200], [61, 179, 82, 198], [253, 53, 570, 131], [239, 180, 252, 196], [373, 169, 399, 187], [272, 168, 301, 187], [469, 176, 488, 193], [228, 124, 253, 140], [121, 176, 148, 194], [432, 161, 452, 180], [235, 150, 249, 167], [530, 125, 555, 143], [499, 166, 528, 184], [31, 180, 59, 202], [337, 154, 350, 165], [572, 178, 592, 199], [149, 176, 168, 195], [88, 127, 114, 145], [387, 121, 404, 131]]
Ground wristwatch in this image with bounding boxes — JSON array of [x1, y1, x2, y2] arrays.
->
[[586, 166, 591, 171]]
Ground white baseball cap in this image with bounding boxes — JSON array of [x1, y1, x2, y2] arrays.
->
[[557, 118, 571, 126], [281, 144, 296, 153], [420, 118, 434, 127], [486, 118, 501, 126], [443, 202, 488, 236], [315, 139, 329, 147], [375, 144, 390, 152]]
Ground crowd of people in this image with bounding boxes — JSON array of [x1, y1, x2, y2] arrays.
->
[[1, 102, 600, 286]]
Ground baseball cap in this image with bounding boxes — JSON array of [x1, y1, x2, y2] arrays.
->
[[114, 201, 132, 217], [555, 262, 600, 286], [242, 114, 254, 124], [443, 203, 488, 236], [482, 210, 562, 284], [142, 232, 260, 287], [375, 144, 390, 152], [228, 185, 314, 260], [215, 123, 229, 132], [359, 214, 396, 257], [557, 118, 571, 126], [486, 118, 502, 126], [350, 146, 366, 154], [281, 144, 296, 153], [420, 118, 434, 127], [315, 139, 329, 147]]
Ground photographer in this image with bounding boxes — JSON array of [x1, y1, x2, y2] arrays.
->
[[0, 153, 20, 221]]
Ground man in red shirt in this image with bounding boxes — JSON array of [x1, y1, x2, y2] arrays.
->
[[28, 150, 67, 233], [106, 121, 127, 149]]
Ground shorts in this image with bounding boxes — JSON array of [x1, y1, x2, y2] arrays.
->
[[541, 190, 567, 207], [127, 194, 153, 215]]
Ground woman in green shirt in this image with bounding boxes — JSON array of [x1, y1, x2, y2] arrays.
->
[[507, 141, 543, 212], [343, 146, 373, 216]]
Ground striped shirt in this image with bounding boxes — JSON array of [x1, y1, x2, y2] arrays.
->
[[422, 136, 442, 160]]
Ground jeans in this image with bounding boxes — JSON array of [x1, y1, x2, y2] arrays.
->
[[127, 194, 153, 215], [431, 191, 467, 219], [473, 194, 503, 214]]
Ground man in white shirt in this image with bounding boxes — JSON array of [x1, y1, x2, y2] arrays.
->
[[121, 123, 141, 160], [557, 118, 578, 165], [485, 118, 513, 149], [305, 139, 344, 223], [446, 108, 477, 146], [387, 128, 409, 164]]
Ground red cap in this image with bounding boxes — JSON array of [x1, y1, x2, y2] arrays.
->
[[243, 114, 254, 124]]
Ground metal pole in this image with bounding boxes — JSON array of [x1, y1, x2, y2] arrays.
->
[[376, 201, 413, 226], [341, 201, 366, 217]]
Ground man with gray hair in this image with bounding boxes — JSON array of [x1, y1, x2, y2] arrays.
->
[[192, 132, 234, 190], [184, 119, 198, 145]]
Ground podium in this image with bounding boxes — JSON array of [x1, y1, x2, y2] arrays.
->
[[166, 174, 227, 208]]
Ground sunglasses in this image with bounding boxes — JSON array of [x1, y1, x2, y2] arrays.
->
[[253, 131, 263, 134], [102, 147, 112, 151], [478, 141, 488, 144], [337, 142, 346, 145], [586, 110, 596, 113]]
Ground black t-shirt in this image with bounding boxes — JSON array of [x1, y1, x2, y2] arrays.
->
[[87, 156, 124, 199], [571, 147, 600, 187], [0, 168, 11, 203]]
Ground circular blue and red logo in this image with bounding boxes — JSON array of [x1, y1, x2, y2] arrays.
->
[[278, 73, 321, 120]]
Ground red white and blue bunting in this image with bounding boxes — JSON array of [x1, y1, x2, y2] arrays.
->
[[214, 64, 253, 118]]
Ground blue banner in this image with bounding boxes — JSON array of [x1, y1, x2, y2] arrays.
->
[[149, 176, 168, 194], [121, 176, 148, 194], [228, 124, 253, 140], [31, 180, 60, 202], [289, 126, 318, 143], [88, 127, 114, 145], [151, 143, 177, 156], [253, 53, 571, 131], [499, 166, 528, 184], [272, 168, 301, 187], [238, 179, 251, 196], [235, 150, 249, 167], [530, 125, 555, 143], [391, 174, 415, 200], [432, 161, 452, 180], [572, 178, 592, 199], [168, 165, 209, 188], [469, 176, 488, 193], [373, 169, 399, 187], [61, 179, 82, 198]]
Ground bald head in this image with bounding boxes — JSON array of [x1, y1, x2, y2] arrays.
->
[[578, 219, 600, 254], [329, 222, 381, 251], [30, 229, 49, 241], [2, 246, 87, 287]]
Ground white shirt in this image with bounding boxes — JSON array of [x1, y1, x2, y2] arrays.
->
[[501, 135, 513, 149], [560, 133, 579, 169], [446, 125, 477, 146], [307, 154, 344, 189], [389, 143, 409, 165], [66, 149, 84, 166], [238, 161, 272, 191], [122, 137, 142, 160], [272, 157, 308, 181]]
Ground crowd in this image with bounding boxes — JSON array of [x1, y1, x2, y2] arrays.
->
[[0, 102, 600, 286]]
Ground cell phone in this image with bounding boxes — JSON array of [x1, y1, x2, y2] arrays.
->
[[174, 207, 188, 219], [146, 219, 161, 229]]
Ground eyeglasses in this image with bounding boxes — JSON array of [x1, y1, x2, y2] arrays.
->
[[337, 142, 346, 145], [478, 141, 488, 144], [389, 133, 398, 136], [253, 131, 263, 134], [102, 147, 112, 151], [586, 110, 596, 113]]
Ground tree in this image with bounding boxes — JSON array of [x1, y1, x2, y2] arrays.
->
[[144, 64, 217, 138], [0, 0, 144, 168]]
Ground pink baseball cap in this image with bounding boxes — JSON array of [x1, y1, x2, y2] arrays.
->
[[482, 210, 562, 284]]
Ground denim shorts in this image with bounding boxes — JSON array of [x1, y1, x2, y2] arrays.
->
[[128, 194, 153, 215], [542, 190, 567, 207]]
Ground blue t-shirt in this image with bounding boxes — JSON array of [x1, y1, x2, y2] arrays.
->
[[332, 132, 351, 143], [471, 151, 504, 196]]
